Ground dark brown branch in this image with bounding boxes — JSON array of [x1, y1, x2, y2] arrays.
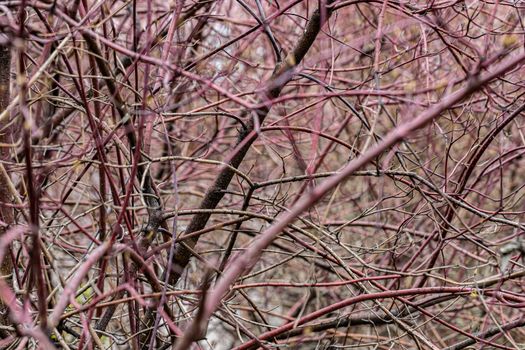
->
[[0, 43, 14, 338], [167, 2, 335, 287]]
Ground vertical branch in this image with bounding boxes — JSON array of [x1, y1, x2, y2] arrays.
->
[[17, 1, 49, 332], [0, 43, 14, 335]]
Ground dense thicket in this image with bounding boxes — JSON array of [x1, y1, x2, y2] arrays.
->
[[1, 1, 525, 349]]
